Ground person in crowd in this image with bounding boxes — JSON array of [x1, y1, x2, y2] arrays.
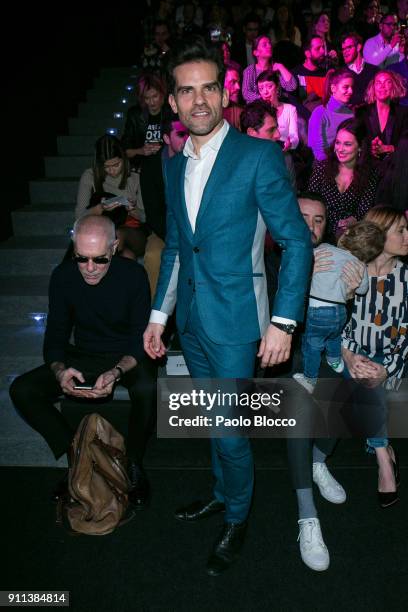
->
[[230, 13, 260, 67], [389, 31, 408, 105], [176, 1, 203, 37], [397, 0, 408, 23], [143, 36, 312, 577], [308, 67, 355, 160], [269, 3, 302, 47], [342, 206, 408, 507], [355, 69, 408, 160], [257, 69, 299, 150], [341, 32, 378, 106], [331, 0, 356, 43], [363, 13, 405, 67], [308, 118, 379, 239], [293, 35, 328, 118], [75, 135, 147, 259], [288, 193, 366, 572], [222, 61, 244, 130], [312, 12, 338, 66], [242, 34, 297, 103], [143, 112, 189, 297], [9, 216, 157, 508], [355, 0, 381, 41], [121, 72, 171, 170], [293, 219, 385, 394], [140, 20, 173, 73]]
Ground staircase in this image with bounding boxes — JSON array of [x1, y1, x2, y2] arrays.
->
[[0, 67, 138, 466]]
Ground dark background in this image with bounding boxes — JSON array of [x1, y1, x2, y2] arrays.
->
[[2, 4, 146, 242]]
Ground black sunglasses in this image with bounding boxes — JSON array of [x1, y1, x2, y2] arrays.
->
[[73, 254, 111, 265]]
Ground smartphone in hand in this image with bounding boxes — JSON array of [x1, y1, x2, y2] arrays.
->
[[73, 377, 95, 390], [102, 195, 130, 208]]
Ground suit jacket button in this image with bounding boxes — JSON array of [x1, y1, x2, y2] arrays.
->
[[193, 247, 200, 253]]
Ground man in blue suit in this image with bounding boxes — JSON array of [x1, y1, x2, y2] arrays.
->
[[143, 36, 313, 576]]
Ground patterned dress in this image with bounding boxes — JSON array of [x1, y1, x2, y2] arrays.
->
[[342, 261, 408, 390]]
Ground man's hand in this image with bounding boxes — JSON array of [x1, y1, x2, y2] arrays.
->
[[143, 322, 167, 359], [86, 369, 118, 398], [257, 324, 292, 368], [55, 367, 94, 398], [390, 33, 401, 48], [341, 259, 365, 298], [142, 142, 161, 156]]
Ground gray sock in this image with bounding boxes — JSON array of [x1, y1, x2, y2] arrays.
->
[[296, 488, 317, 520], [313, 445, 327, 464]]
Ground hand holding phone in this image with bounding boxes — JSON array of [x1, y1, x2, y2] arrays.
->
[[102, 195, 130, 209]]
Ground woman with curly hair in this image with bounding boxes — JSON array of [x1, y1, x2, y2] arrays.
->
[[308, 118, 379, 239], [355, 70, 408, 160]]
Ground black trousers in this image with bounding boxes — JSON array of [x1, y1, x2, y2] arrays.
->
[[9, 346, 157, 464]]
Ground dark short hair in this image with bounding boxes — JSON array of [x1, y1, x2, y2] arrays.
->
[[165, 35, 225, 94], [161, 111, 182, 136], [337, 220, 385, 263], [256, 69, 280, 86], [302, 34, 324, 53], [297, 191, 327, 209], [380, 12, 397, 24], [225, 60, 242, 75], [240, 100, 277, 133], [243, 13, 261, 28], [340, 32, 363, 47]]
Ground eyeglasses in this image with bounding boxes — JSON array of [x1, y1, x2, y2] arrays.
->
[[382, 21, 397, 27], [73, 254, 111, 265]]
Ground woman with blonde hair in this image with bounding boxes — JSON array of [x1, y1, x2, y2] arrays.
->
[[342, 206, 408, 507], [356, 70, 408, 159]]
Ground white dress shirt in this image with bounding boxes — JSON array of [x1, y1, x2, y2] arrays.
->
[[363, 33, 403, 68], [150, 120, 295, 329]]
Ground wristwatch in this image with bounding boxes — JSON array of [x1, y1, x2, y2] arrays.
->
[[271, 321, 296, 335], [114, 365, 124, 381]]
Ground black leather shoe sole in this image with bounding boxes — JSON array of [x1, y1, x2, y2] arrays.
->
[[174, 499, 225, 522], [378, 491, 400, 508]]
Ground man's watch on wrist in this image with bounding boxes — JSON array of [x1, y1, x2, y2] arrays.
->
[[271, 321, 296, 335], [114, 365, 124, 381]]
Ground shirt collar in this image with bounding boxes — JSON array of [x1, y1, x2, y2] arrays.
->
[[348, 58, 365, 73], [183, 120, 230, 160]]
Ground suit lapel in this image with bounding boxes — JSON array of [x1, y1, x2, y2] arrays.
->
[[194, 128, 239, 237]]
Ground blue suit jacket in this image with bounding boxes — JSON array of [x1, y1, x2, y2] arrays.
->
[[153, 126, 312, 345]]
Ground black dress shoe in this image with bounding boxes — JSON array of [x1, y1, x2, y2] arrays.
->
[[206, 521, 247, 576], [127, 462, 150, 508], [174, 499, 225, 522], [51, 471, 69, 503]]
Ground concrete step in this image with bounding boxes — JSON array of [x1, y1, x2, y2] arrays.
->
[[29, 178, 77, 204], [68, 116, 124, 136], [45, 155, 92, 178], [77, 100, 132, 120], [57, 134, 97, 156], [12, 204, 74, 236], [0, 275, 50, 324], [0, 236, 68, 276], [86, 88, 134, 104]]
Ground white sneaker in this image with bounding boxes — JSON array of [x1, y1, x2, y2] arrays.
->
[[297, 518, 330, 571], [292, 372, 316, 394], [313, 462, 346, 504], [326, 356, 344, 373]]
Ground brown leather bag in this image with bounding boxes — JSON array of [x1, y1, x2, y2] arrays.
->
[[63, 413, 132, 535]]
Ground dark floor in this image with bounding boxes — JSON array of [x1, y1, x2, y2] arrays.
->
[[2, 439, 408, 612]]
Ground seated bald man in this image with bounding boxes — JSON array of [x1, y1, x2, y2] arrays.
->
[[9, 215, 157, 507]]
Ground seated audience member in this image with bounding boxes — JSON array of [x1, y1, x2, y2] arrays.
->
[[223, 61, 244, 130], [389, 38, 408, 106], [342, 206, 408, 507], [287, 193, 365, 572], [341, 32, 378, 106], [140, 20, 172, 73], [308, 67, 354, 160], [363, 13, 405, 68], [292, 35, 328, 119], [9, 216, 157, 507], [257, 69, 299, 150], [242, 35, 297, 103], [293, 219, 385, 394], [175, 1, 203, 37], [355, 70, 408, 161], [240, 99, 296, 186], [354, 0, 381, 42], [331, 0, 356, 42], [230, 13, 260, 67], [308, 118, 379, 239], [269, 3, 302, 47], [121, 73, 171, 170], [143, 113, 189, 297], [75, 135, 146, 259], [312, 12, 338, 65]]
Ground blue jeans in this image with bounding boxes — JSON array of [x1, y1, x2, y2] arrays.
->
[[302, 305, 347, 380]]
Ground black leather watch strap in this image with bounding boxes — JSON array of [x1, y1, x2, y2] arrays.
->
[[114, 365, 124, 380], [271, 321, 296, 335]]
